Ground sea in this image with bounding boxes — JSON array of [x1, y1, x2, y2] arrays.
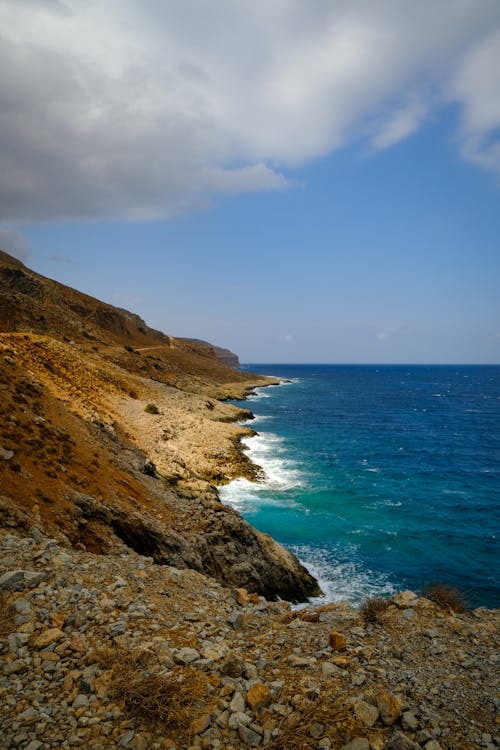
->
[[218, 365, 500, 608]]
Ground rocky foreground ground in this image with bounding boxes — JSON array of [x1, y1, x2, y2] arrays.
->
[[1, 528, 498, 750]]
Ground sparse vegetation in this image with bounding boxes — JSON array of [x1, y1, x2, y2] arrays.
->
[[264, 687, 355, 750], [360, 596, 391, 623], [422, 583, 469, 613], [144, 403, 159, 414], [93, 648, 210, 740]]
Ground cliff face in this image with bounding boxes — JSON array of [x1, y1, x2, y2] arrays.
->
[[179, 338, 240, 368], [0, 251, 319, 602]]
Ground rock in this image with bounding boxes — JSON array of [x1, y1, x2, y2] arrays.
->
[[221, 652, 246, 677], [228, 712, 251, 729], [17, 707, 40, 725], [34, 627, 64, 648], [190, 714, 211, 735], [392, 591, 417, 608], [424, 743, 443, 750], [328, 631, 347, 651], [0, 569, 46, 591], [384, 731, 420, 750], [238, 723, 262, 747], [401, 712, 419, 731], [321, 662, 338, 677], [229, 692, 246, 714], [228, 611, 244, 629], [339, 739, 370, 750], [376, 691, 403, 725], [73, 694, 89, 709], [174, 647, 200, 664], [287, 654, 316, 668], [354, 701, 379, 727], [4, 659, 28, 675], [246, 682, 271, 712], [0, 447, 14, 460]]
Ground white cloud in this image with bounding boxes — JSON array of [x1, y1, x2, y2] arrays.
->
[[0, 227, 30, 259], [0, 0, 500, 221], [371, 94, 428, 150], [449, 29, 500, 174]]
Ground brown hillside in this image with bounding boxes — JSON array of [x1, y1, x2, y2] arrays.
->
[[0, 251, 319, 602]]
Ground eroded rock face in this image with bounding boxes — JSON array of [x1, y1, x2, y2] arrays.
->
[[73, 492, 320, 603]]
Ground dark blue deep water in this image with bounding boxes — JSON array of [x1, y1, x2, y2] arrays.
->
[[218, 365, 500, 607]]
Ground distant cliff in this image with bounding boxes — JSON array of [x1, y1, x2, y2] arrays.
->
[[179, 338, 240, 368]]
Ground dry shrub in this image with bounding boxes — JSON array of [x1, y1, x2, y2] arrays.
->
[[265, 686, 356, 750], [422, 583, 469, 613], [360, 596, 391, 623], [93, 647, 210, 740]]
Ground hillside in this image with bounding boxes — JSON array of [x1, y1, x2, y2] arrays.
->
[[0, 250, 318, 601], [1, 251, 498, 750]]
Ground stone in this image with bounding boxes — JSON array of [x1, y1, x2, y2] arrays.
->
[[354, 701, 379, 727], [18, 707, 40, 725], [384, 731, 420, 750], [0, 447, 14, 460], [328, 631, 347, 651], [339, 739, 370, 750], [401, 712, 419, 731], [376, 691, 403, 725], [246, 682, 271, 712], [235, 587, 250, 605], [238, 723, 262, 747], [34, 627, 65, 648], [287, 654, 316, 668], [229, 692, 246, 714], [0, 570, 46, 591], [73, 694, 90, 709], [392, 590, 417, 608], [190, 713, 211, 735], [3, 659, 28, 675], [228, 611, 244, 629], [321, 662, 338, 677], [228, 712, 251, 729], [424, 743, 443, 750], [221, 652, 246, 677], [174, 647, 200, 664]]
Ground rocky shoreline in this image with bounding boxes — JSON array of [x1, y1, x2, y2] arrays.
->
[[1, 252, 499, 748], [1, 528, 499, 750]]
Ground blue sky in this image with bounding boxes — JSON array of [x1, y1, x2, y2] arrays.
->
[[1, 1, 499, 363]]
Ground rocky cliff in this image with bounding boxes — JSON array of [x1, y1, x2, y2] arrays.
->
[[0, 250, 319, 602], [1, 251, 497, 750]]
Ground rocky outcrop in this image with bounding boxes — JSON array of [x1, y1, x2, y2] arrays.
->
[[0, 528, 498, 750]]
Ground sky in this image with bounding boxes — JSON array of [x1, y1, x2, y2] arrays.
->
[[1, 0, 499, 364]]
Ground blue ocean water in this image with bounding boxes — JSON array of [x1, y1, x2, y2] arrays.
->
[[218, 365, 500, 608]]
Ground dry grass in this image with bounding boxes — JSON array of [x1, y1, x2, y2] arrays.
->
[[93, 647, 211, 741], [264, 683, 356, 750], [422, 583, 469, 613], [360, 596, 391, 623]]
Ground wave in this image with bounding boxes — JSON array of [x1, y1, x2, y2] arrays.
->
[[290, 544, 395, 608], [218, 431, 306, 512]]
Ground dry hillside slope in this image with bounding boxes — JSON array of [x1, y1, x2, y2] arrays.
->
[[0, 250, 319, 602]]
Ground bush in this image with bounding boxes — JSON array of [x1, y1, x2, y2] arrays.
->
[[422, 583, 469, 613], [144, 403, 159, 414], [93, 647, 209, 739], [360, 596, 390, 623]]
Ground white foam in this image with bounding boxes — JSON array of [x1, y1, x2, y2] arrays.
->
[[290, 545, 396, 608], [218, 430, 306, 512]]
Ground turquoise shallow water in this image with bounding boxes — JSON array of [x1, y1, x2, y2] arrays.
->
[[218, 365, 500, 607]]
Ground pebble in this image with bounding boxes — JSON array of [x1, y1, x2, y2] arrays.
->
[[0, 530, 497, 750]]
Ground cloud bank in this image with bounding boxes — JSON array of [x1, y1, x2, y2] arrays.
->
[[1, 0, 499, 222]]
